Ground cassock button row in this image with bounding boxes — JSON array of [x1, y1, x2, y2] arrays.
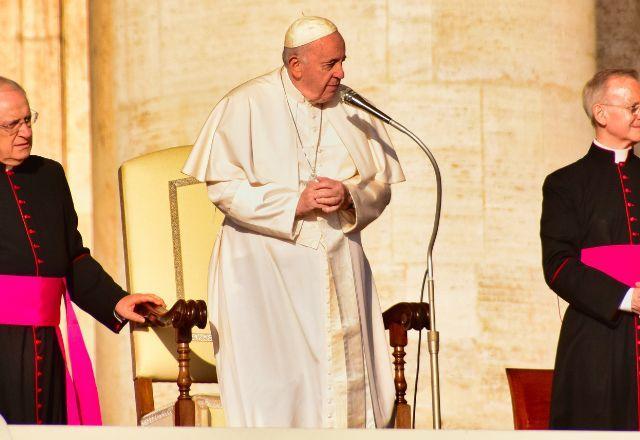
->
[[18, 199, 26, 205], [35, 339, 42, 345], [28, 229, 36, 234], [628, 202, 636, 207], [631, 217, 638, 222], [623, 175, 630, 180], [37, 387, 43, 393], [625, 188, 632, 194], [37, 404, 42, 410], [13, 184, 20, 190], [33, 243, 40, 249], [23, 214, 31, 219], [37, 372, 43, 377], [36, 355, 43, 361], [37, 259, 44, 264], [633, 232, 639, 237]]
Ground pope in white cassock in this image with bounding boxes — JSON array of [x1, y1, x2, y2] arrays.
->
[[183, 16, 405, 428]]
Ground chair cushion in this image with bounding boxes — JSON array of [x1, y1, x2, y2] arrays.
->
[[120, 146, 224, 381]]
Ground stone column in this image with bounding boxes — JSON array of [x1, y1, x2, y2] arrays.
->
[[596, 0, 640, 72], [0, 0, 63, 163], [0, 0, 95, 356]]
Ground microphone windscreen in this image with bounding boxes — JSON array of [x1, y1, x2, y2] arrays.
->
[[339, 84, 392, 123], [339, 84, 355, 103]]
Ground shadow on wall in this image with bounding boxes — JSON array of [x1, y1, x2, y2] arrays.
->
[[596, 0, 640, 71]]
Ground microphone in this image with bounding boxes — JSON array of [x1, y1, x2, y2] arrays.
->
[[339, 82, 444, 430], [339, 85, 392, 124]]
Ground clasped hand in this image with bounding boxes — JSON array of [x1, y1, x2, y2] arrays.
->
[[296, 176, 352, 218]]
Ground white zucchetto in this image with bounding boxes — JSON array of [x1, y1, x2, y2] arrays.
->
[[284, 16, 338, 48]]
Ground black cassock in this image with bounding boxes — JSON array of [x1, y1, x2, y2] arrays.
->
[[541, 144, 640, 430], [0, 156, 126, 425]]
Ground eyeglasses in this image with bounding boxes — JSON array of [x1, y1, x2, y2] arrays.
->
[[0, 110, 39, 135], [601, 103, 640, 117]]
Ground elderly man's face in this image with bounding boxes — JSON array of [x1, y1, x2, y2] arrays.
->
[[297, 32, 346, 104], [597, 76, 640, 147], [0, 87, 32, 167]]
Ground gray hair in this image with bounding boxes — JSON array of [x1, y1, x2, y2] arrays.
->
[[281, 45, 308, 67], [0, 76, 26, 95], [582, 68, 639, 126]]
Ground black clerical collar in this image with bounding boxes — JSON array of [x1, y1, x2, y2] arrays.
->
[[589, 142, 632, 164], [593, 139, 632, 163]]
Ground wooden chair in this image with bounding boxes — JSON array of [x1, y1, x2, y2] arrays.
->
[[505, 368, 554, 429], [120, 145, 433, 428], [119, 145, 225, 426]]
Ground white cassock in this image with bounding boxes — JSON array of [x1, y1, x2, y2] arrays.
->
[[183, 67, 405, 428]]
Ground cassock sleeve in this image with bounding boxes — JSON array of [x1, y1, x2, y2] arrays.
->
[[185, 95, 300, 240], [340, 176, 391, 234], [206, 179, 299, 239], [540, 172, 629, 326], [338, 114, 400, 233], [56, 164, 127, 333]]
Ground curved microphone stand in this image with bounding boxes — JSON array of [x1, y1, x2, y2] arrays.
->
[[340, 86, 442, 429]]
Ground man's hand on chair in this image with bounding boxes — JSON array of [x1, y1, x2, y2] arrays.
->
[[115, 294, 165, 323]]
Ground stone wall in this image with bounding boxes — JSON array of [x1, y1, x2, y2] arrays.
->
[[87, 0, 598, 427], [596, 0, 640, 71], [6, 0, 637, 429]]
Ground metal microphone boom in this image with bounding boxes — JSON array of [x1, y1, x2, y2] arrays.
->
[[340, 85, 443, 430]]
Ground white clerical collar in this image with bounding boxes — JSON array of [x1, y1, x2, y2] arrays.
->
[[593, 138, 631, 163]]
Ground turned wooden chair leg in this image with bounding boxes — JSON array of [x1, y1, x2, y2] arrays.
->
[[389, 322, 411, 428], [174, 326, 195, 426]]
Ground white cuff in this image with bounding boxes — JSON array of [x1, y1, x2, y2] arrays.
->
[[114, 309, 125, 323], [619, 288, 634, 312]]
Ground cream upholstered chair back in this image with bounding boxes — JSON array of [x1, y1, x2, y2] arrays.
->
[[119, 145, 224, 426]]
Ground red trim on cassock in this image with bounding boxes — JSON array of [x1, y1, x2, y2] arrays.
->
[[550, 258, 570, 285], [31, 327, 42, 425], [4, 171, 41, 275], [71, 253, 90, 264], [616, 164, 634, 245], [615, 162, 640, 429]]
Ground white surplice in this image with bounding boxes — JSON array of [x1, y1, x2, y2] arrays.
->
[[183, 67, 405, 428]]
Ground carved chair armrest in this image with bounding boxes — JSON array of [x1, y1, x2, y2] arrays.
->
[[382, 302, 430, 429], [135, 299, 207, 333]]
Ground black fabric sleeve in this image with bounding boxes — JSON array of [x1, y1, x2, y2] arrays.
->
[[56, 164, 127, 333], [540, 172, 629, 326]]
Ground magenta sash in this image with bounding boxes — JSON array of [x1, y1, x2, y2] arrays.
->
[[0, 274, 102, 425]]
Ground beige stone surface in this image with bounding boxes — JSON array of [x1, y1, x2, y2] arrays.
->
[[84, 0, 598, 429], [6, 0, 635, 431]]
